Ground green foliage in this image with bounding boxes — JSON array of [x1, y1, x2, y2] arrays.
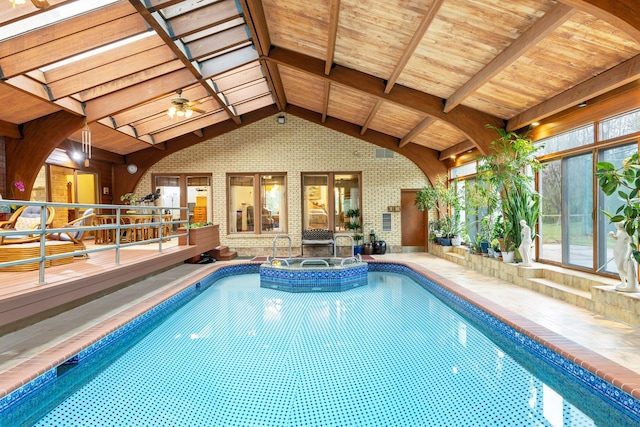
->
[[595, 152, 640, 262], [188, 222, 213, 228], [345, 208, 363, 245], [476, 124, 544, 255], [414, 174, 463, 238], [120, 192, 139, 205]]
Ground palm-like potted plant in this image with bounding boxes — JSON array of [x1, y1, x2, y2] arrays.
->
[[345, 208, 364, 254], [476, 125, 544, 261], [414, 174, 464, 246]]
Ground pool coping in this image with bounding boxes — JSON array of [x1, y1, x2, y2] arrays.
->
[[1, 260, 639, 417]]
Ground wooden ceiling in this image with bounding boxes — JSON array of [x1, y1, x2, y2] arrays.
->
[[0, 0, 639, 160]]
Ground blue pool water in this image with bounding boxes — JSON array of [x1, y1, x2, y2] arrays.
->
[[3, 266, 639, 426]]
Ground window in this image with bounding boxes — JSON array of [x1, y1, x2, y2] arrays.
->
[[451, 162, 477, 179], [228, 173, 287, 233], [535, 125, 594, 156], [302, 173, 361, 232], [600, 109, 640, 141]]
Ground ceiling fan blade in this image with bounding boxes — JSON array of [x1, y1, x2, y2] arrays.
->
[[191, 107, 206, 114], [31, 0, 50, 9]]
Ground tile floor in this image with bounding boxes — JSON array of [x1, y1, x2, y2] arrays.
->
[[1, 252, 640, 399]]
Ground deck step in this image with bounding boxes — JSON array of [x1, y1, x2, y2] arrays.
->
[[527, 277, 593, 309], [211, 246, 237, 261]]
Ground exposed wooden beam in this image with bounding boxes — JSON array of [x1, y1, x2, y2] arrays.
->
[[384, 0, 444, 94], [444, 3, 577, 113], [508, 54, 640, 131], [322, 80, 331, 123], [240, 0, 271, 56], [267, 47, 503, 154], [325, 0, 341, 76], [399, 116, 435, 148], [0, 119, 21, 139], [361, 99, 383, 135], [261, 61, 287, 111], [239, 0, 286, 111], [439, 140, 476, 161], [559, 0, 640, 43]]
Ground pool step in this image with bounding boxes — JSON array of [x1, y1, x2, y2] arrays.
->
[[212, 245, 237, 261], [526, 277, 593, 310]]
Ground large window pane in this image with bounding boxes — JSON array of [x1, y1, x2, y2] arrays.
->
[[155, 176, 181, 222], [303, 175, 329, 230], [261, 175, 286, 232], [539, 160, 562, 263], [187, 176, 211, 224], [229, 176, 255, 232], [334, 174, 360, 232], [564, 153, 593, 268], [600, 109, 640, 140], [598, 143, 638, 275], [535, 125, 594, 156], [228, 174, 287, 234]]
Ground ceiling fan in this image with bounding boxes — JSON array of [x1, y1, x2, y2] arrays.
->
[[167, 89, 205, 119], [10, 0, 50, 8]]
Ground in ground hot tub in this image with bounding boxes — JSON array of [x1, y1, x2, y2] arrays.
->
[[259, 257, 368, 292]]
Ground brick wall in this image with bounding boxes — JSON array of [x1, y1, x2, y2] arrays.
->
[[136, 115, 428, 255]]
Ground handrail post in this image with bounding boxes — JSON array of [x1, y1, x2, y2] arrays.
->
[[38, 203, 47, 284]]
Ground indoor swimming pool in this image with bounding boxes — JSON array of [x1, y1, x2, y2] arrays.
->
[[2, 263, 639, 426]]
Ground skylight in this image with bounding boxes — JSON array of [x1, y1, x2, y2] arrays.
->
[[0, 0, 119, 42]]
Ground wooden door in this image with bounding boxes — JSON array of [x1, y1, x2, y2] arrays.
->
[[401, 190, 426, 250]]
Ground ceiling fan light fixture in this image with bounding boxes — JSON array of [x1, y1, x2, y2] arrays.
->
[[167, 89, 196, 120]]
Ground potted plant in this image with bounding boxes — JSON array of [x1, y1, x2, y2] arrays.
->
[[415, 174, 463, 246], [476, 125, 544, 262], [120, 192, 139, 205], [345, 208, 365, 254]]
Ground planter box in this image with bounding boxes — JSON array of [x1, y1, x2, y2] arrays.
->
[[178, 224, 220, 251]]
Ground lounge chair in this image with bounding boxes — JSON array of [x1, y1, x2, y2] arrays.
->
[[0, 205, 55, 245], [47, 208, 95, 258]]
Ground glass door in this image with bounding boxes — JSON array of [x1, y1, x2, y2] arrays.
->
[[563, 153, 593, 268]]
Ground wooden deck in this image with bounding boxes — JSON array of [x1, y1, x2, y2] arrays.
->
[[0, 238, 199, 335]]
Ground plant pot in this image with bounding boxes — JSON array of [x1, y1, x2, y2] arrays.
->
[[354, 245, 363, 255], [362, 242, 373, 255], [439, 237, 452, 246], [373, 240, 387, 254], [502, 251, 515, 263], [451, 236, 461, 246], [480, 241, 489, 253], [487, 248, 495, 257]]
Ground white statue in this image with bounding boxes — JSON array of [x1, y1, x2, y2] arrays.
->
[[609, 222, 640, 292], [519, 220, 533, 267]]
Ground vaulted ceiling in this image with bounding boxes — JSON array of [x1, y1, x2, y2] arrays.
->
[[1, 0, 639, 167]]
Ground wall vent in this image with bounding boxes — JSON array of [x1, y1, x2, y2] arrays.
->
[[375, 148, 394, 159], [382, 212, 392, 232]]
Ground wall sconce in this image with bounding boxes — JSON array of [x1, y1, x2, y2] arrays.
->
[[277, 115, 285, 124], [577, 101, 588, 108]]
